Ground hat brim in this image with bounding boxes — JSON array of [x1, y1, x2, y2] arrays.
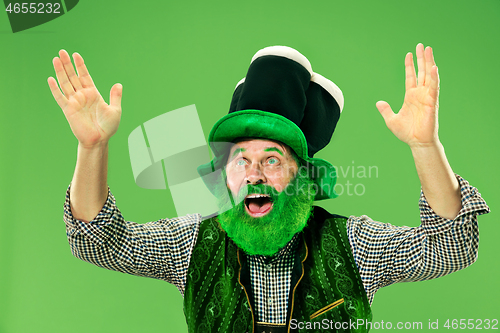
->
[[197, 110, 338, 200]]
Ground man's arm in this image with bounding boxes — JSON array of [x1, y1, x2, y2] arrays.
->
[[63, 185, 201, 295], [48, 50, 122, 222], [347, 174, 489, 304], [351, 44, 491, 304], [50, 50, 202, 294], [376, 43, 460, 219]]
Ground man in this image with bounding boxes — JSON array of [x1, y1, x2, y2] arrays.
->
[[48, 44, 489, 333]]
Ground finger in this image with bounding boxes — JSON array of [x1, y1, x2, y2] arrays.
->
[[424, 46, 434, 88], [59, 49, 82, 91], [109, 83, 123, 110], [47, 76, 68, 110], [53, 56, 75, 97], [376, 101, 395, 124], [428, 65, 440, 103], [72, 52, 95, 88], [405, 52, 417, 91], [416, 43, 425, 86]]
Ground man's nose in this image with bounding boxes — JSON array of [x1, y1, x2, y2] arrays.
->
[[245, 164, 266, 185]]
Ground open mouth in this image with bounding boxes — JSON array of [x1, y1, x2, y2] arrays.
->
[[244, 194, 274, 217]]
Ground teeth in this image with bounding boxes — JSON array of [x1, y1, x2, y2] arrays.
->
[[246, 194, 269, 199]]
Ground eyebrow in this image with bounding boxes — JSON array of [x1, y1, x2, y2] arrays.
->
[[264, 147, 284, 156], [231, 147, 246, 158]]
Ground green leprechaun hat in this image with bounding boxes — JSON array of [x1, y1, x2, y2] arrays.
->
[[197, 46, 344, 200]]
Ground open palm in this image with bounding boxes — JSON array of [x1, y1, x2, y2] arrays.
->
[[376, 44, 440, 148], [48, 50, 122, 148]]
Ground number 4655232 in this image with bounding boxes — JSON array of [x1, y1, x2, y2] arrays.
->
[[444, 319, 498, 330], [5, 3, 61, 14]]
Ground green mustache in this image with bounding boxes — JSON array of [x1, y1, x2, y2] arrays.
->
[[234, 183, 280, 205]]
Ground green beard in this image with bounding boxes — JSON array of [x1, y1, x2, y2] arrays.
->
[[216, 168, 316, 256]]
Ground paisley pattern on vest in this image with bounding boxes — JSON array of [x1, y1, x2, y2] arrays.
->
[[183, 207, 372, 333]]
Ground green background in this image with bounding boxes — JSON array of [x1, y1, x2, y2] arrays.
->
[[0, 0, 498, 332]]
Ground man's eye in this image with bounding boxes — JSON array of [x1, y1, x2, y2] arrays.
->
[[267, 158, 279, 165], [236, 159, 247, 166]]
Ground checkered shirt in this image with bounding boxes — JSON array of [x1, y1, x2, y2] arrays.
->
[[64, 174, 490, 324], [247, 234, 300, 324]]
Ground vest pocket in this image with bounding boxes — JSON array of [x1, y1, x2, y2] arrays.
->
[[309, 298, 344, 320]]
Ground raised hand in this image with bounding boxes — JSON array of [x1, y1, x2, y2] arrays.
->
[[48, 50, 122, 148], [376, 43, 439, 148]]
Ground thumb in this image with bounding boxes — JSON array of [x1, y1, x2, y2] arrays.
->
[[110, 83, 123, 110], [376, 101, 394, 123]]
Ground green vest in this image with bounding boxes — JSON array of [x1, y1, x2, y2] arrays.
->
[[183, 206, 372, 333]]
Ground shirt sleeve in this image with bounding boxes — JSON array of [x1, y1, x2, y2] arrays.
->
[[346, 174, 490, 305], [63, 185, 201, 296]]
